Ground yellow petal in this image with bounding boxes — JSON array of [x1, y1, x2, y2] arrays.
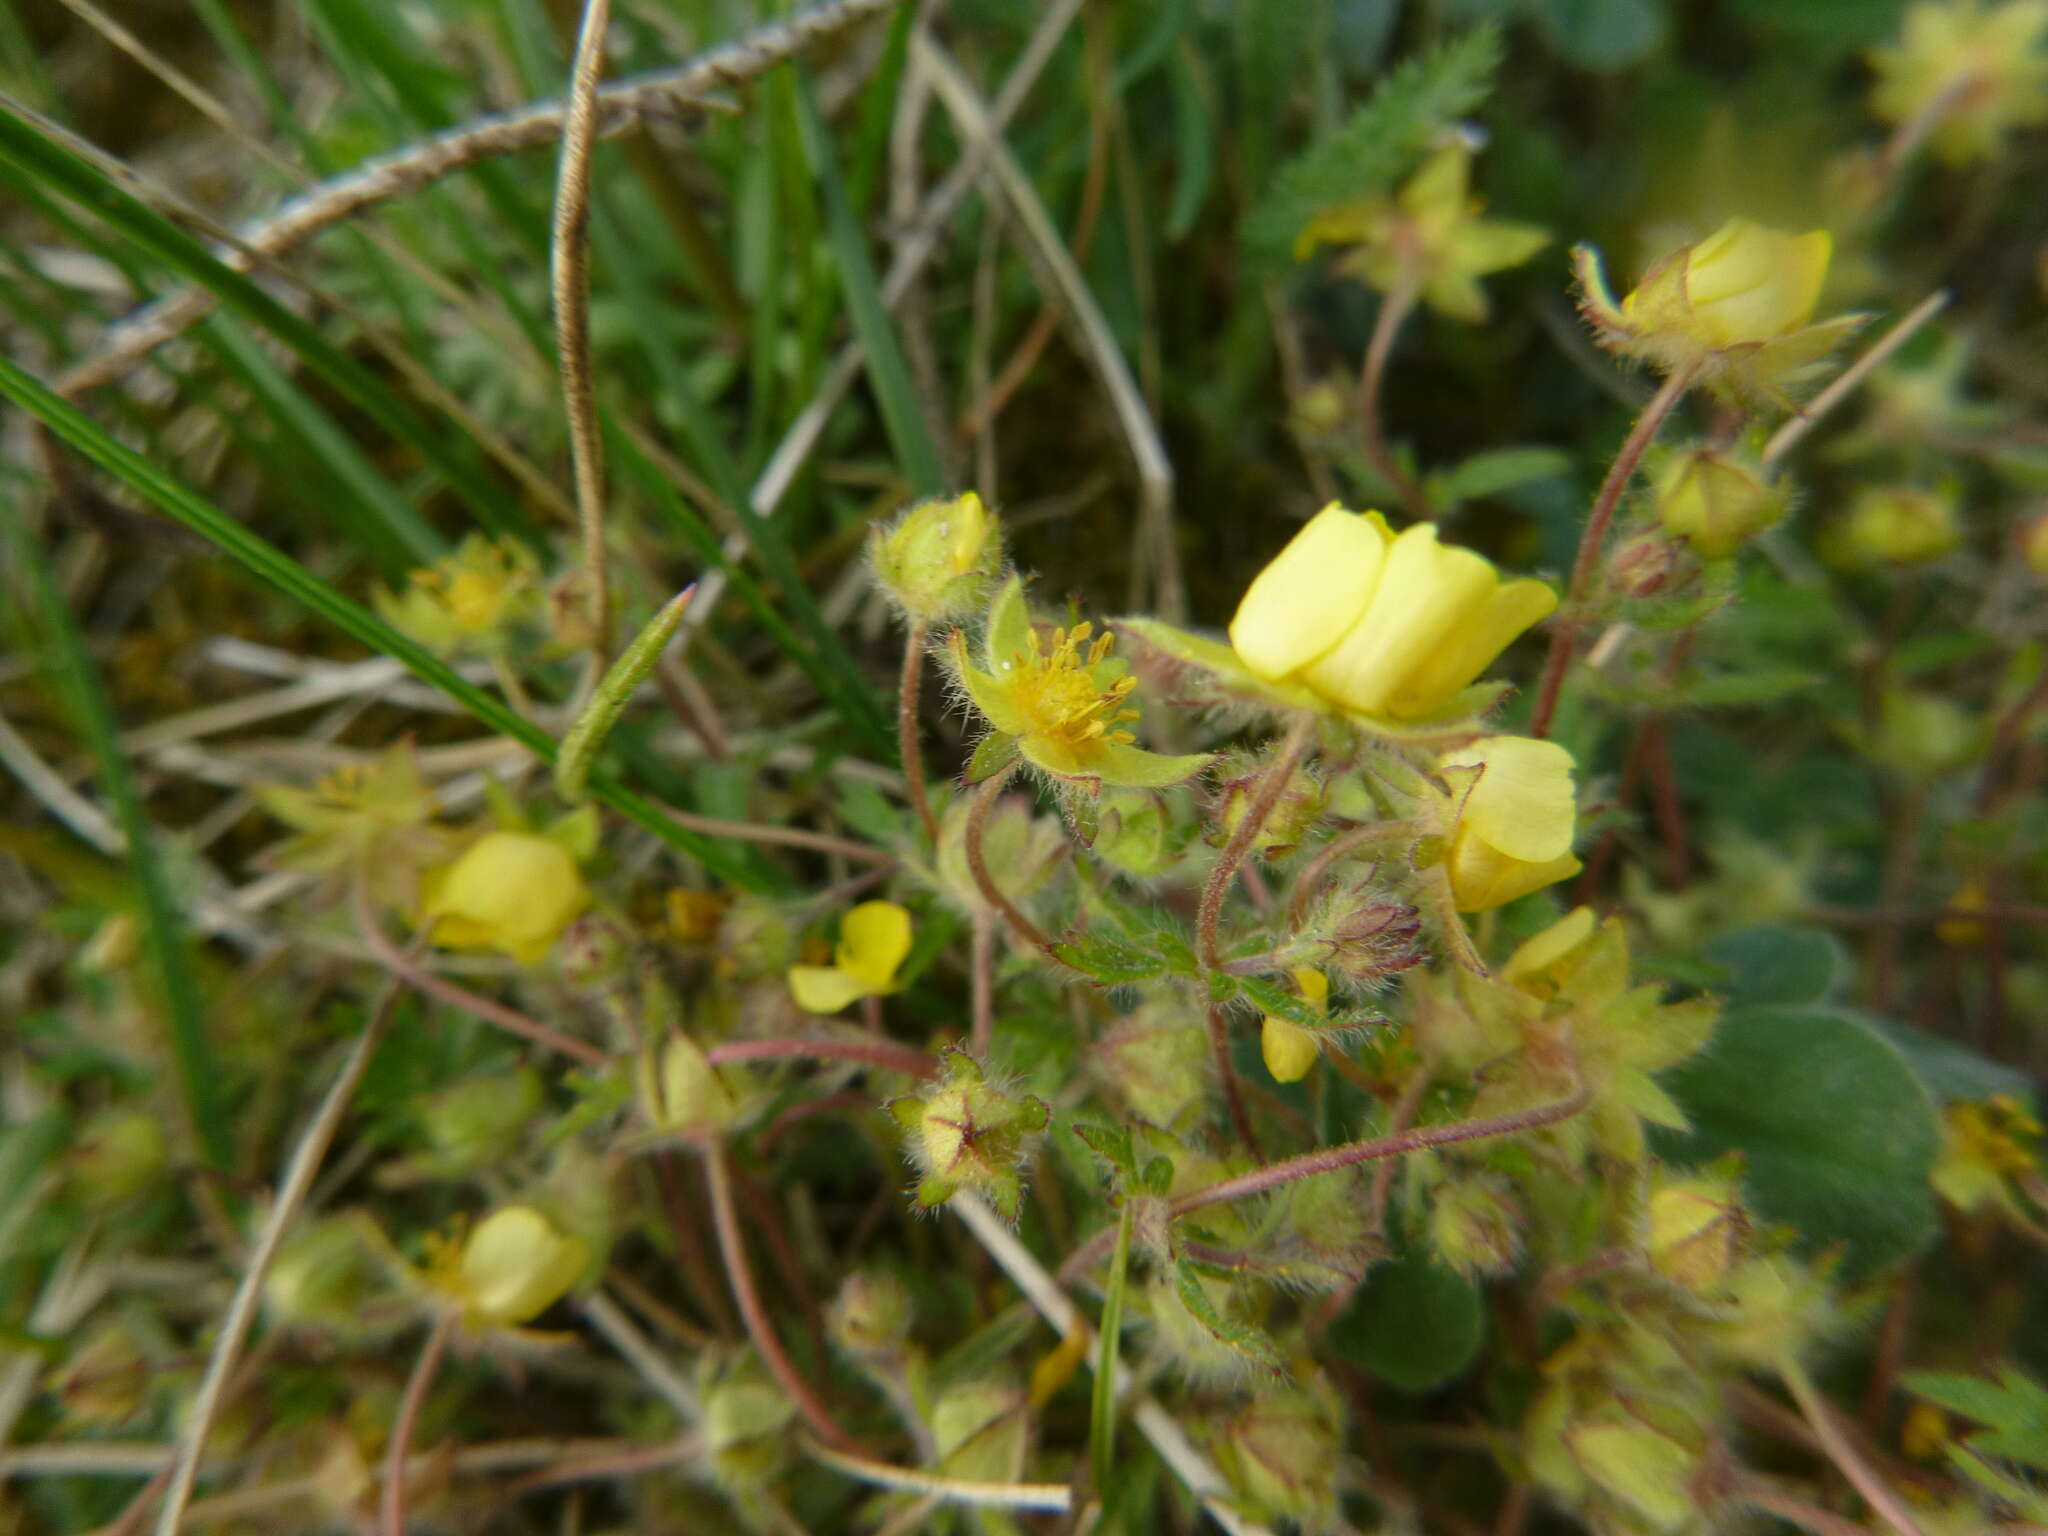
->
[[1684, 220, 1830, 347], [788, 963, 870, 1014], [460, 1207, 586, 1326], [1445, 839, 1583, 913], [1384, 576, 1557, 717], [1261, 1016, 1321, 1083], [1444, 735, 1580, 863], [421, 831, 588, 966], [1301, 523, 1498, 717], [1501, 906, 1600, 988], [1289, 966, 1330, 1013], [1229, 506, 1391, 681], [836, 900, 913, 989]]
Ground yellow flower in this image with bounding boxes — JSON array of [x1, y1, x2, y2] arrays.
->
[[951, 577, 1214, 790], [420, 830, 590, 966], [1870, 1, 2048, 165], [1575, 218, 1854, 399], [437, 1206, 587, 1328], [1438, 736, 1582, 912], [1837, 484, 1964, 565], [373, 534, 539, 655], [1652, 448, 1786, 559], [788, 900, 913, 1014], [1260, 967, 1328, 1084], [1296, 141, 1549, 322], [1230, 505, 1557, 723]]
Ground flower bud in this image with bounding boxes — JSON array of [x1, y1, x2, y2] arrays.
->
[[1430, 1174, 1524, 1279], [1091, 1003, 1210, 1132], [419, 830, 590, 966], [868, 492, 1004, 623], [1260, 968, 1328, 1084], [1565, 1413, 1708, 1534], [637, 1032, 742, 1140], [1875, 687, 1982, 777], [1702, 1256, 1834, 1369], [1293, 380, 1347, 435], [267, 1218, 391, 1334], [1646, 1174, 1748, 1293], [889, 1049, 1049, 1222], [70, 1108, 167, 1204], [1869, 0, 2048, 165], [1652, 448, 1785, 558], [449, 1206, 588, 1328], [417, 1068, 542, 1177], [931, 1377, 1028, 1482], [1839, 484, 1963, 566], [827, 1269, 913, 1364], [1607, 529, 1690, 599], [1213, 759, 1325, 857], [1211, 1375, 1344, 1527], [55, 1324, 151, 1431]]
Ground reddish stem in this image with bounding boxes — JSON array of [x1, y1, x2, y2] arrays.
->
[[1205, 1000, 1263, 1159], [704, 1037, 937, 1079], [654, 1152, 737, 1337], [1357, 280, 1431, 521], [1198, 716, 1315, 972], [1529, 361, 1700, 739], [964, 766, 1055, 953], [1170, 1083, 1591, 1218], [380, 1311, 455, 1536]]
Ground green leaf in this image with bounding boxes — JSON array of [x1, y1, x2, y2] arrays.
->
[[556, 588, 695, 803], [1163, 47, 1215, 242], [1433, 446, 1572, 505], [1054, 933, 1173, 986], [965, 731, 1022, 784], [1700, 925, 1847, 1008], [1092, 1203, 1136, 1482], [1653, 1005, 1940, 1276], [1236, 973, 1382, 1034], [1906, 1367, 2048, 1473], [1860, 1015, 2036, 1108], [1331, 1252, 1485, 1393], [1245, 25, 1502, 265], [1531, 0, 1666, 70], [1, 508, 231, 1171], [1173, 1259, 1282, 1373]]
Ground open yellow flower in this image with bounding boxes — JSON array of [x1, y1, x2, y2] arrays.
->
[[1575, 218, 1856, 400], [1871, 1, 2048, 165], [373, 534, 540, 656], [433, 1206, 587, 1329], [1229, 505, 1556, 723], [1438, 736, 1582, 912], [1260, 968, 1329, 1084], [951, 577, 1213, 790], [420, 830, 589, 966], [1296, 141, 1549, 323], [788, 900, 913, 1014]]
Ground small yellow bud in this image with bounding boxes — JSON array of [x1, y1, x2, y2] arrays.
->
[[1646, 1178, 1748, 1293], [1652, 448, 1786, 558], [1875, 687, 1982, 777], [1259, 968, 1329, 1084], [451, 1206, 587, 1328], [1839, 484, 1964, 566], [419, 831, 590, 966], [1230, 505, 1556, 722], [1437, 736, 1583, 912], [868, 492, 1004, 622]]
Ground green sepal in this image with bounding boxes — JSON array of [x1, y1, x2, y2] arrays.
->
[[964, 730, 1022, 783]]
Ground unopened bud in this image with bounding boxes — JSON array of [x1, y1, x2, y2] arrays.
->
[[1565, 1415, 1707, 1533], [931, 1377, 1028, 1481], [56, 1325, 150, 1430], [1652, 448, 1785, 558], [1214, 760, 1325, 856], [1646, 1176, 1747, 1293], [828, 1269, 912, 1364], [418, 1068, 542, 1177], [1093, 790, 1178, 878], [556, 914, 627, 985], [1092, 1003, 1209, 1131], [701, 1353, 795, 1491], [1839, 484, 1962, 566], [1430, 1175, 1524, 1279], [266, 1217, 389, 1333], [1875, 687, 1981, 778], [1319, 887, 1424, 983], [869, 492, 1004, 623], [70, 1108, 167, 1204], [1607, 530, 1689, 599], [637, 1032, 742, 1140], [889, 1049, 1049, 1222]]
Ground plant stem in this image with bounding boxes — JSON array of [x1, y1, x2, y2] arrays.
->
[[353, 879, 609, 1067], [969, 909, 994, 1056], [1285, 819, 1403, 928], [1170, 1082, 1590, 1217], [655, 804, 896, 865], [1529, 360, 1700, 739], [898, 619, 938, 844], [380, 1311, 455, 1536], [702, 1142, 862, 1453], [1732, 1477, 1874, 1536], [1198, 717, 1315, 972], [652, 1153, 738, 1337], [704, 1037, 938, 1078], [1367, 1069, 1432, 1237], [1779, 1353, 1931, 1536], [964, 765, 1054, 952], [1206, 1000, 1262, 1158], [1762, 291, 1948, 467], [1358, 279, 1431, 520]]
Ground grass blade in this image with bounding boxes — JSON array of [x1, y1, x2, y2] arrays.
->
[[1092, 1200, 1136, 1484], [0, 506, 232, 1171]]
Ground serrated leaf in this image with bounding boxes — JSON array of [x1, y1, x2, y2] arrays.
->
[[1906, 1367, 2048, 1472], [1173, 1260, 1283, 1373], [1054, 932, 1171, 985], [1072, 1121, 1138, 1178]]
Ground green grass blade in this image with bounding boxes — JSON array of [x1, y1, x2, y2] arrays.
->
[[790, 67, 947, 498], [1091, 1200, 1136, 1484], [0, 103, 539, 548], [0, 508, 232, 1171], [0, 351, 773, 894]]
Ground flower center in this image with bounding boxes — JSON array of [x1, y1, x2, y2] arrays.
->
[[1007, 622, 1140, 755]]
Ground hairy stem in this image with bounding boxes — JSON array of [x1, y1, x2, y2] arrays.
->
[[1198, 716, 1315, 972], [1285, 819, 1403, 929], [1206, 1000, 1262, 1158], [702, 1142, 862, 1453], [1170, 1082, 1591, 1218], [1529, 360, 1700, 739], [964, 765, 1054, 952], [1357, 279, 1431, 521], [898, 619, 938, 843], [380, 1311, 455, 1536], [1779, 1353, 1931, 1536]]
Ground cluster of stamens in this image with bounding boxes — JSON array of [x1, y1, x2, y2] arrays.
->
[[1007, 622, 1141, 753]]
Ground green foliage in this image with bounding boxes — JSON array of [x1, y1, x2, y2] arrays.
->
[[1330, 1250, 1486, 1393]]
